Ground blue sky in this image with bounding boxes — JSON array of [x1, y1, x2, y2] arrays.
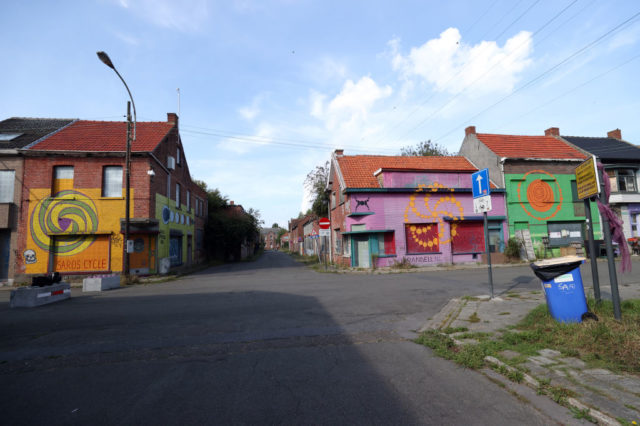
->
[[2, 1, 639, 228]]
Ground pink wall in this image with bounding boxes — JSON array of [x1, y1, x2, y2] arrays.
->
[[347, 172, 507, 267]]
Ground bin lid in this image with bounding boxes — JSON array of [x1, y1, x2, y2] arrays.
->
[[530, 255, 585, 281]]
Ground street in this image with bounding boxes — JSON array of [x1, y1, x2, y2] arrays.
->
[[1, 251, 636, 425]]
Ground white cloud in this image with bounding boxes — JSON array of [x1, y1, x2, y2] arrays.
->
[[393, 27, 533, 96], [114, 0, 210, 32], [323, 76, 392, 131], [238, 94, 266, 121], [112, 30, 140, 46]]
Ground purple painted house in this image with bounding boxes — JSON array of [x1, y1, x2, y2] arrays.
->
[[327, 150, 508, 268]]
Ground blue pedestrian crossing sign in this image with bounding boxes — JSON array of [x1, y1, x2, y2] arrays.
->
[[471, 168, 490, 198]]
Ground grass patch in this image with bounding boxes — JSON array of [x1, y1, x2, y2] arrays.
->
[[289, 252, 320, 265], [467, 312, 481, 323], [442, 326, 468, 334], [415, 297, 640, 374], [499, 312, 511, 316]]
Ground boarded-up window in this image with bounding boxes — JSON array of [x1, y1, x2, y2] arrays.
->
[[53, 235, 110, 272], [451, 222, 485, 253], [547, 222, 583, 247], [405, 224, 439, 254], [378, 232, 396, 255]]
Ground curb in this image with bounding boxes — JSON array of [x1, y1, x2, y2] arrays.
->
[[484, 356, 620, 426]]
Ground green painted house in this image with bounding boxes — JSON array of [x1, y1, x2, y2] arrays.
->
[[459, 126, 602, 258]]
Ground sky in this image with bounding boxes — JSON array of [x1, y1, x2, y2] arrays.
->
[[1, 0, 640, 229]]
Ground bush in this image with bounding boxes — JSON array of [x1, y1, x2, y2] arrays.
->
[[505, 237, 521, 260]]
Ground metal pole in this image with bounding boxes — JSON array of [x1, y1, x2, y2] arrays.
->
[[584, 198, 600, 303], [124, 101, 131, 280], [598, 169, 622, 320], [484, 211, 494, 299]]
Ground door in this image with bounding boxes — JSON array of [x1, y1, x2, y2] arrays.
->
[[0, 230, 10, 280], [354, 235, 370, 268]]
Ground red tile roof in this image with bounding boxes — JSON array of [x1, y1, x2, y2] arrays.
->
[[337, 155, 477, 188], [476, 133, 586, 160], [29, 120, 174, 152]]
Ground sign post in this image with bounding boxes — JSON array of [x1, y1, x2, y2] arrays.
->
[[319, 217, 330, 270], [472, 169, 493, 299], [574, 156, 602, 304]]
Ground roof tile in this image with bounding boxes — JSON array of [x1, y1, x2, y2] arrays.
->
[[476, 133, 586, 160], [337, 155, 477, 188], [29, 120, 174, 152]]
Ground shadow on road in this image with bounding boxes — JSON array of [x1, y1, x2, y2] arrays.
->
[[0, 288, 419, 425]]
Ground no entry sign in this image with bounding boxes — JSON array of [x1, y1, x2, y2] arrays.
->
[[319, 217, 330, 229]]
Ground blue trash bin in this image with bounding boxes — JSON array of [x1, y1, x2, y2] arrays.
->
[[531, 257, 588, 323]]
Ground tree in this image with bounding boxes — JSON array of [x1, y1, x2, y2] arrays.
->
[[271, 223, 279, 229], [400, 140, 450, 156], [304, 161, 330, 217]]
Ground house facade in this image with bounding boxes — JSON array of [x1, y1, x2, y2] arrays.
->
[[327, 150, 508, 268], [561, 129, 640, 240], [0, 118, 75, 283], [261, 227, 279, 250], [16, 113, 206, 279], [459, 126, 601, 258]]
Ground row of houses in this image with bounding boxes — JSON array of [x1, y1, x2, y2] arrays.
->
[[299, 126, 639, 268], [0, 114, 207, 283]]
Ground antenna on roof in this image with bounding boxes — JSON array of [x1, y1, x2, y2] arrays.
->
[[176, 88, 181, 118]]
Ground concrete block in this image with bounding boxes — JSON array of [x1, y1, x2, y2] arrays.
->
[[538, 348, 562, 358], [83, 275, 120, 292], [10, 283, 71, 308]]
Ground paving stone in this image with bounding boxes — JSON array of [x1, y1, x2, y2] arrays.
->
[[528, 355, 557, 366], [557, 357, 586, 368], [538, 348, 562, 358], [498, 350, 521, 360]]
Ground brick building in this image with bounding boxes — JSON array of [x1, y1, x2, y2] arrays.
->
[[16, 113, 207, 279], [327, 150, 508, 268], [0, 118, 74, 283]]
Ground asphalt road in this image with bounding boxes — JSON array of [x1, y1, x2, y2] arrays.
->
[[1, 252, 636, 425]]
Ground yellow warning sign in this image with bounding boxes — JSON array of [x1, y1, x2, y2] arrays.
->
[[574, 156, 600, 200]]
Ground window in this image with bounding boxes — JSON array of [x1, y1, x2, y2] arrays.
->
[[377, 232, 396, 255], [176, 148, 181, 165], [570, 180, 586, 216], [102, 166, 122, 197], [343, 235, 351, 256], [335, 230, 342, 253], [405, 223, 439, 253], [331, 192, 336, 209], [175, 183, 181, 207], [187, 190, 191, 211], [451, 222, 485, 253], [0, 133, 22, 141], [53, 166, 73, 194], [339, 191, 345, 204], [0, 170, 15, 203], [608, 169, 637, 193]]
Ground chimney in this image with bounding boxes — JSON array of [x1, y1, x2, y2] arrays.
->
[[167, 112, 178, 127], [334, 149, 344, 156], [465, 126, 476, 136], [607, 129, 622, 139], [230, 201, 234, 205], [544, 127, 560, 137]]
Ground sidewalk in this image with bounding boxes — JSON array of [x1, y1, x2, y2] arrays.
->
[[420, 283, 640, 425]]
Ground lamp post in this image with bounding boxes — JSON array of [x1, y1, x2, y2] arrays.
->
[[97, 51, 136, 281]]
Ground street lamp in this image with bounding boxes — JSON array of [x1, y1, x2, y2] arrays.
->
[[97, 51, 136, 280]]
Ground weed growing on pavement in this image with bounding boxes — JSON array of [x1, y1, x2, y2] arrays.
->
[[498, 312, 510, 315], [390, 258, 416, 269], [569, 406, 595, 422], [442, 326, 468, 334], [467, 312, 481, 323]]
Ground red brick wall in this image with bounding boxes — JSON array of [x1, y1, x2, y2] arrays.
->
[[328, 169, 350, 267]]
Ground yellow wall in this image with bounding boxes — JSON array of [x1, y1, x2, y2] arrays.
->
[[25, 188, 132, 274]]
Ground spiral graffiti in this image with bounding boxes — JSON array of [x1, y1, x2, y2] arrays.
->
[[30, 190, 99, 255], [517, 170, 563, 221], [404, 182, 464, 246]]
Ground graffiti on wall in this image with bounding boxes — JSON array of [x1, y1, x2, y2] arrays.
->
[[516, 170, 563, 221], [30, 190, 99, 255], [403, 182, 465, 250]]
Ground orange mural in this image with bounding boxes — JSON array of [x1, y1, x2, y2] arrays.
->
[[52, 235, 110, 272], [517, 170, 563, 221], [404, 182, 464, 247]]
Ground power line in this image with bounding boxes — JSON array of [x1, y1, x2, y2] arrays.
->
[[431, 10, 640, 144], [388, 0, 580, 145]]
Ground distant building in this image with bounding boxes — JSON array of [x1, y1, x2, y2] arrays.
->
[[261, 227, 279, 250]]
